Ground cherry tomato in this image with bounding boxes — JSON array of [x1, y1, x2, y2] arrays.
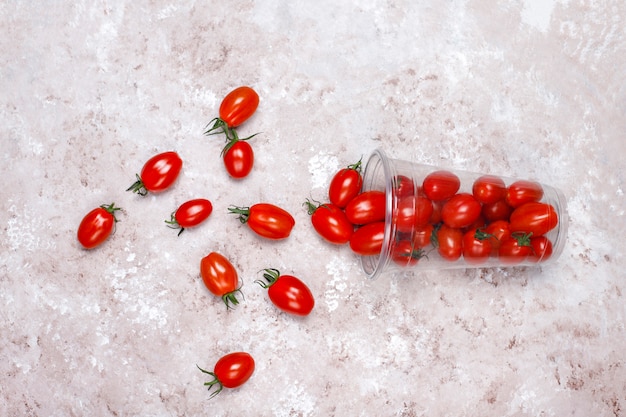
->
[[219, 86, 259, 128], [441, 193, 482, 229], [345, 190, 386, 225], [429, 200, 444, 224], [223, 140, 254, 179], [257, 269, 315, 316], [392, 195, 433, 233], [393, 175, 416, 198], [498, 233, 532, 264], [412, 223, 435, 249], [304, 201, 353, 244], [506, 180, 544, 208], [435, 225, 463, 261], [528, 236, 554, 263], [127, 151, 183, 195], [349, 221, 385, 256], [422, 170, 460, 201], [200, 252, 242, 308], [462, 228, 492, 264], [485, 220, 511, 252], [166, 198, 213, 235], [77, 202, 121, 249], [197, 352, 255, 399], [482, 199, 513, 223], [472, 175, 506, 204], [328, 159, 363, 208], [229, 203, 295, 240], [391, 240, 425, 267], [509, 202, 558, 236]]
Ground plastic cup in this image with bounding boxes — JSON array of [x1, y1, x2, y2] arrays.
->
[[359, 149, 568, 279]]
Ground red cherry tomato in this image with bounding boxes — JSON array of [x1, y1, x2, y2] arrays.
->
[[77, 202, 121, 249], [393, 175, 416, 198], [429, 200, 444, 224], [435, 225, 463, 261], [462, 228, 493, 264], [422, 170, 460, 201], [349, 221, 385, 256], [197, 352, 255, 398], [506, 180, 544, 208], [219, 86, 259, 128], [328, 159, 363, 208], [257, 269, 315, 316], [485, 220, 511, 252], [391, 240, 425, 267], [472, 175, 506, 204], [305, 201, 353, 244], [200, 252, 242, 308], [509, 202, 558, 236], [222, 140, 254, 179], [127, 151, 183, 195], [412, 223, 435, 249], [166, 198, 213, 235], [441, 193, 482, 229], [392, 195, 433, 233], [229, 203, 295, 240], [345, 190, 386, 225], [498, 234, 532, 264], [528, 236, 554, 263], [481, 199, 513, 223]]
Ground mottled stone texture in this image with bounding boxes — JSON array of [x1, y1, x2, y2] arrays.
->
[[1, 1, 625, 416]]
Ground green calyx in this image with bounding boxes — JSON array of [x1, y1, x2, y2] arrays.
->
[[228, 205, 251, 224], [347, 157, 363, 172], [164, 212, 185, 236], [126, 174, 148, 196], [100, 202, 122, 222], [511, 232, 533, 246], [255, 268, 281, 289], [196, 365, 224, 399]]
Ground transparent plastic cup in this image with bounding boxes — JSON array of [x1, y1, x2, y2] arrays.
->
[[359, 149, 568, 279]]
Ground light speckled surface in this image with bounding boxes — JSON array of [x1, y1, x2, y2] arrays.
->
[[2, 1, 625, 416]]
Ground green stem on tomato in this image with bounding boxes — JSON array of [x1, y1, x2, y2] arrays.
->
[[164, 212, 185, 236], [196, 364, 224, 399], [255, 268, 281, 289], [222, 287, 244, 310], [228, 205, 251, 223], [126, 174, 148, 196]]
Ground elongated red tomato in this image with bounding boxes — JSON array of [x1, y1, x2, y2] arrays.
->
[[435, 225, 463, 261], [77, 202, 121, 249], [462, 228, 492, 264], [485, 220, 511, 253], [412, 223, 435, 249], [393, 175, 416, 198], [441, 193, 482, 229], [528, 236, 553, 263], [229, 203, 295, 239], [423, 170, 460, 201], [345, 190, 386, 225], [200, 252, 242, 308], [197, 352, 255, 399], [223, 140, 254, 179], [127, 151, 183, 195], [498, 234, 532, 264], [166, 198, 213, 235], [219, 86, 259, 128], [393, 195, 433, 233], [349, 221, 385, 255], [328, 159, 363, 208], [482, 199, 513, 223], [509, 202, 558, 236], [391, 240, 425, 267], [506, 180, 544, 208], [257, 269, 315, 316], [305, 201, 353, 244], [472, 175, 506, 204]]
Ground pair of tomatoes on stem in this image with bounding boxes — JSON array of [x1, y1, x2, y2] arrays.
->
[[204, 86, 259, 179]]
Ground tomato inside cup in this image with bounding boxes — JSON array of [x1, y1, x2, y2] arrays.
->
[[358, 149, 568, 279]]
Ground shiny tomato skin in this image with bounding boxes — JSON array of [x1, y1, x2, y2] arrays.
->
[[422, 170, 460, 201], [174, 199, 213, 228], [498, 237, 532, 264], [391, 240, 424, 267], [140, 151, 183, 193], [328, 162, 363, 208], [462, 229, 492, 264], [349, 221, 385, 256], [309, 203, 354, 244], [267, 274, 315, 316], [481, 199, 513, 223], [441, 193, 482, 229], [485, 220, 511, 252], [219, 86, 259, 128], [394, 175, 416, 198], [200, 252, 239, 297], [213, 352, 255, 389], [393, 195, 433, 233], [223, 140, 254, 179], [77, 203, 120, 249], [528, 236, 554, 263], [506, 180, 544, 208], [509, 202, 558, 236], [345, 191, 386, 225], [237, 203, 295, 240], [413, 223, 435, 249], [435, 225, 463, 261], [472, 175, 507, 204]]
